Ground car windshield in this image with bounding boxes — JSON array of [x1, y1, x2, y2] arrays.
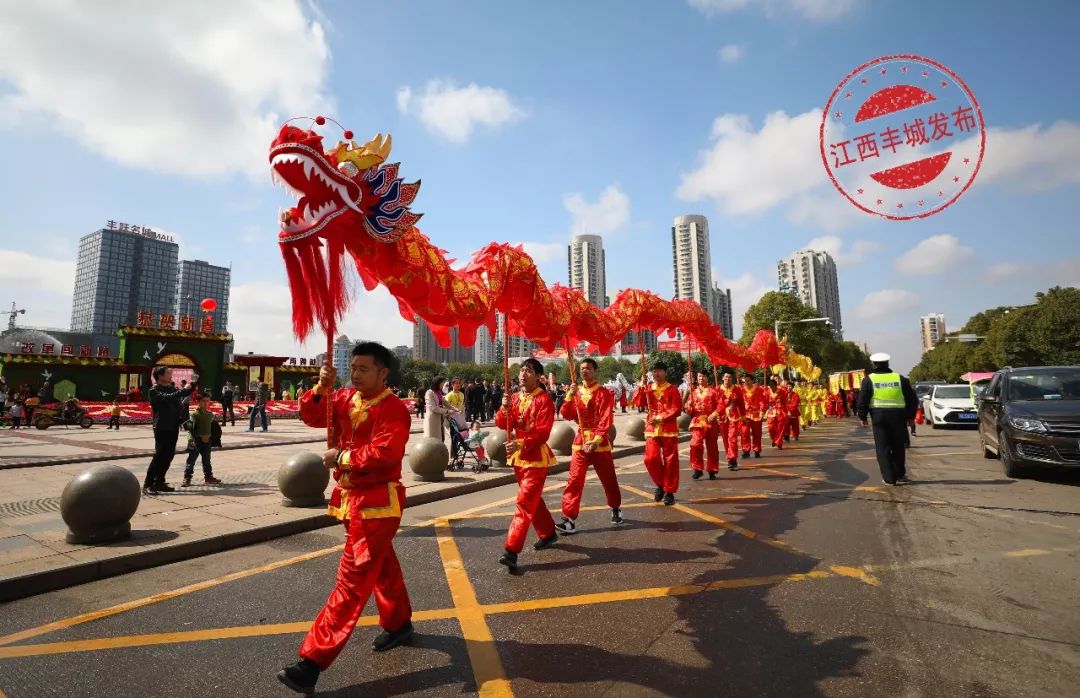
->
[[934, 386, 972, 400], [1006, 371, 1080, 401]]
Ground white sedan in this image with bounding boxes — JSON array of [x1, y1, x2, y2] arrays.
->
[[924, 384, 978, 427]]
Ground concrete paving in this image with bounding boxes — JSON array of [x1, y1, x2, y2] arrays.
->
[[0, 420, 1076, 696], [0, 412, 655, 600]]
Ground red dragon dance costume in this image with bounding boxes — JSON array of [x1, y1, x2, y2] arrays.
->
[[633, 381, 683, 495], [740, 383, 767, 456], [496, 387, 558, 554], [559, 381, 620, 521], [715, 383, 746, 464], [685, 385, 720, 474]]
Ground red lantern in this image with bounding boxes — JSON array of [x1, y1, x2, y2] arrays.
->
[[200, 298, 217, 312]]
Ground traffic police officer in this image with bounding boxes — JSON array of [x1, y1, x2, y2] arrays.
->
[[856, 353, 918, 485]]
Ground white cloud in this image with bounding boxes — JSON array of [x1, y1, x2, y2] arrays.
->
[[715, 271, 773, 337], [689, 0, 857, 20], [512, 242, 565, 265], [718, 44, 745, 63], [229, 282, 412, 357], [396, 80, 525, 142], [973, 121, 1080, 192], [895, 235, 974, 276], [0, 2, 332, 179], [978, 257, 1080, 288], [855, 289, 920, 321], [982, 262, 1027, 282], [0, 250, 75, 294], [564, 185, 631, 236], [677, 109, 825, 215], [804, 236, 883, 267]]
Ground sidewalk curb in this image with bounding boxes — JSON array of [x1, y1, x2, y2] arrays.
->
[[0, 439, 659, 602], [0, 427, 426, 471]]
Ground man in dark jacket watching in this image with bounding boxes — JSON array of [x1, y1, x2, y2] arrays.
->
[[856, 353, 918, 485], [144, 366, 198, 493]]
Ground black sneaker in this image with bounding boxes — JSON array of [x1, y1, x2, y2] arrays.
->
[[728, 460, 739, 471], [783, 435, 790, 442], [277, 658, 320, 694], [499, 550, 518, 571], [692, 470, 703, 480], [611, 508, 624, 525], [753, 451, 761, 459], [533, 534, 558, 551], [181, 478, 192, 487], [152, 482, 176, 493], [896, 476, 911, 484], [663, 492, 675, 506], [142, 484, 156, 495], [554, 518, 577, 535], [653, 486, 664, 502], [708, 472, 717, 480], [372, 621, 414, 652], [741, 451, 750, 458]]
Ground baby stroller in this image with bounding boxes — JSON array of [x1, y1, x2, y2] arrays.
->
[[447, 419, 489, 473]]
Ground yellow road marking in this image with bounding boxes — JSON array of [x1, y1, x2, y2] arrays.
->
[[829, 565, 881, 586], [620, 484, 809, 556], [1004, 548, 1051, 558], [434, 519, 513, 697]]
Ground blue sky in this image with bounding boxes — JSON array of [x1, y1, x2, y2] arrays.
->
[[1, 0, 1078, 372]]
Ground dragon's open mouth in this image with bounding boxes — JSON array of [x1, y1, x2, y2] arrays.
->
[[270, 146, 359, 236]]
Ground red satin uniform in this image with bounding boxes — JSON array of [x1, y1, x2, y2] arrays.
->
[[765, 387, 788, 449], [496, 386, 558, 554], [685, 385, 720, 473], [560, 381, 620, 519], [632, 382, 682, 494], [296, 385, 413, 670], [715, 384, 745, 462], [740, 384, 767, 454], [785, 388, 801, 440]]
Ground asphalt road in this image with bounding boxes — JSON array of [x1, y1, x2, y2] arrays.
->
[[0, 420, 1077, 697]]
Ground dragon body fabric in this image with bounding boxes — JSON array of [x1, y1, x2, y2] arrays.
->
[[270, 121, 786, 370]]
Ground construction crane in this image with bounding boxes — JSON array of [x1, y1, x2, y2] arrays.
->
[[8, 302, 26, 331]]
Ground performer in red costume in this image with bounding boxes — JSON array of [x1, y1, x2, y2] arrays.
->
[[715, 371, 745, 470], [765, 378, 788, 450], [740, 374, 767, 459], [686, 371, 721, 480], [557, 357, 623, 533], [497, 358, 559, 572], [783, 376, 801, 441], [632, 361, 682, 505], [278, 343, 414, 695]]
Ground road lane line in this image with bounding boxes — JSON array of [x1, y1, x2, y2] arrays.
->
[[434, 519, 513, 698], [619, 484, 811, 557], [829, 565, 881, 586]]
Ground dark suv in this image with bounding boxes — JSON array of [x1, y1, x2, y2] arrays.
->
[[978, 366, 1080, 478]]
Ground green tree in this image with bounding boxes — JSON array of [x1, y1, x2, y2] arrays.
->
[[741, 291, 833, 366]]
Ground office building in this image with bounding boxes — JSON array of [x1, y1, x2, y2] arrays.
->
[[777, 250, 843, 338], [568, 234, 607, 308], [176, 260, 231, 334], [474, 314, 502, 365], [70, 227, 178, 333], [710, 284, 734, 340], [920, 314, 947, 352], [621, 328, 657, 355]]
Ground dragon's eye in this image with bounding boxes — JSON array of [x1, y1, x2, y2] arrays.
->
[[337, 161, 359, 177]]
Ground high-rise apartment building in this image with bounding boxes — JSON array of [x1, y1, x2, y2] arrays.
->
[[176, 259, 231, 334], [920, 313, 947, 352], [671, 215, 712, 313], [473, 315, 501, 365], [568, 234, 607, 308], [777, 250, 843, 338], [710, 284, 734, 340], [70, 227, 179, 333], [412, 318, 476, 364]]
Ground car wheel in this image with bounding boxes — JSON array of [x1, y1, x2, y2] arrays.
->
[[999, 431, 1027, 479], [79, 416, 93, 429], [34, 416, 52, 430]]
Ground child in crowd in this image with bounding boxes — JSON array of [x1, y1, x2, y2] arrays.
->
[[107, 400, 122, 430], [183, 393, 222, 486], [464, 420, 489, 464], [9, 400, 23, 429]]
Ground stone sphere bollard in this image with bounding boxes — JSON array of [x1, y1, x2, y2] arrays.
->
[[677, 412, 692, 432], [625, 416, 646, 441], [278, 451, 330, 507], [61, 464, 141, 544], [549, 422, 575, 456], [409, 437, 448, 482], [482, 429, 508, 468]]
